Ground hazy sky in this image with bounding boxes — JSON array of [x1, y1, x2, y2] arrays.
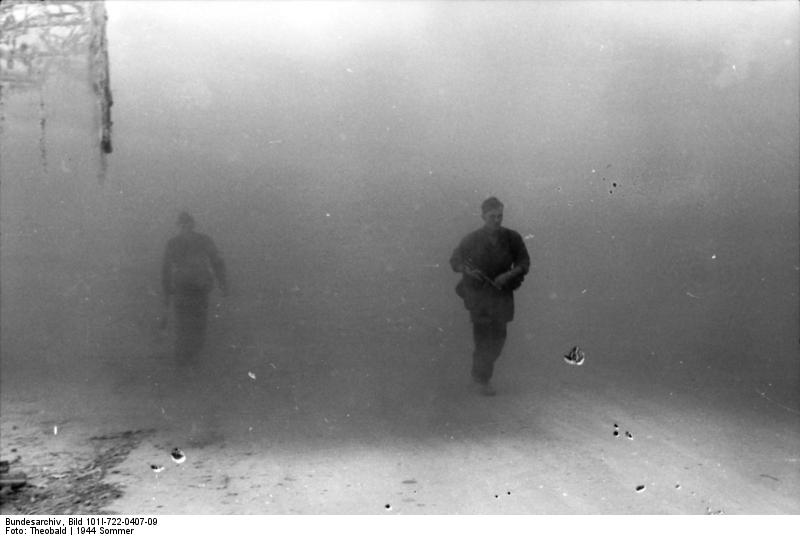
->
[[105, 1, 798, 209]]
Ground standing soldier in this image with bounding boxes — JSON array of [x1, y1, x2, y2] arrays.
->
[[161, 211, 228, 363], [450, 197, 530, 396]]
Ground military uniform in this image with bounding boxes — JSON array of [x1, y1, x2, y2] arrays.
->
[[161, 230, 227, 362], [450, 226, 530, 386]]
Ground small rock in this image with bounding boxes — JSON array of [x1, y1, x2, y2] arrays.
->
[[171, 448, 186, 464]]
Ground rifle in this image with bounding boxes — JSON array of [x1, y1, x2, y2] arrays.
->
[[463, 259, 502, 290]]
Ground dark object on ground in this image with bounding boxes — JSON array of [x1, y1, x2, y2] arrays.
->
[[2, 430, 151, 515], [1, 460, 27, 490], [171, 448, 186, 463], [563, 346, 585, 366], [0, 472, 27, 489]]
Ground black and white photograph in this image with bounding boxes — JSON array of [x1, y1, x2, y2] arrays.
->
[[1, 0, 798, 518]]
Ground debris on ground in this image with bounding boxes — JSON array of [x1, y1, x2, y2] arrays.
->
[[0, 429, 152, 515]]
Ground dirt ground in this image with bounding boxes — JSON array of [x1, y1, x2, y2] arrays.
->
[[2, 324, 798, 516]]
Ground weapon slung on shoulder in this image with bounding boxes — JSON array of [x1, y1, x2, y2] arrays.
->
[[463, 259, 501, 290]]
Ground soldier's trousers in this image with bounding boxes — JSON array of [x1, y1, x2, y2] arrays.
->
[[173, 289, 210, 363], [471, 319, 507, 384]]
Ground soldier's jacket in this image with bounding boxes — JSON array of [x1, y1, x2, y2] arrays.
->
[[450, 226, 530, 323], [162, 231, 227, 295]]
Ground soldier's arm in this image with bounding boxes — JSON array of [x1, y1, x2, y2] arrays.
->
[[206, 237, 228, 294], [450, 237, 485, 280], [510, 232, 530, 276], [494, 232, 529, 288], [450, 242, 475, 275], [450, 243, 466, 273]]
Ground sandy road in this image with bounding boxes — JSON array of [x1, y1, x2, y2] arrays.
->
[[4, 349, 797, 515]]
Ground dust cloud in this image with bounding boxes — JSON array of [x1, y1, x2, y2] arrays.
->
[[1, 1, 797, 450]]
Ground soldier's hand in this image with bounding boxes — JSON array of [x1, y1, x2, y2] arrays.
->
[[462, 265, 482, 279], [494, 271, 514, 289]]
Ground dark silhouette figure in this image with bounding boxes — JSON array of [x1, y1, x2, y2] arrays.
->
[[161, 211, 228, 363], [450, 197, 530, 396]]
